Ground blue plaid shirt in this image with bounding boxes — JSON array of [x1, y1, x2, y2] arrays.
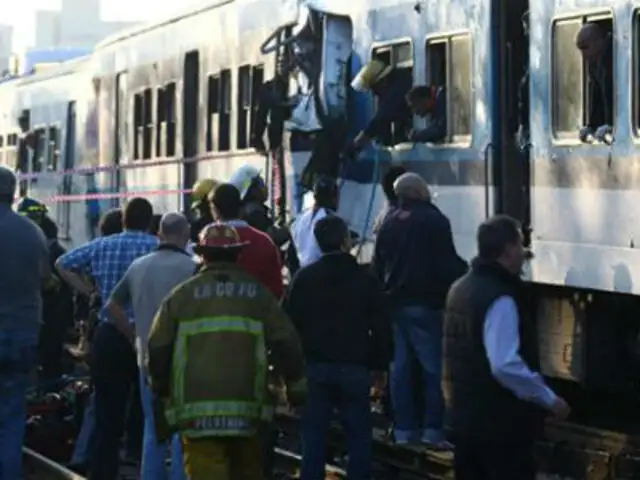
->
[[58, 230, 159, 321]]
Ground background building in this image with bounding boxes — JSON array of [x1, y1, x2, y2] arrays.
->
[[13, 0, 137, 74], [0, 25, 14, 74]]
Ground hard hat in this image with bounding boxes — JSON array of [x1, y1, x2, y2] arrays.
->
[[351, 59, 394, 93], [191, 179, 219, 210], [15, 196, 48, 216], [313, 175, 338, 199], [229, 165, 262, 200], [197, 222, 249, 250]]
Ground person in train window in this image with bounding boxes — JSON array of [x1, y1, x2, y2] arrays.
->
[[443, 215, 571, 480], [229, 164, 290, 248], [189, 178, 219, 242], [342, 59, 413, 158], [576, 22, 613, 143], [405, 85, 447, 144]]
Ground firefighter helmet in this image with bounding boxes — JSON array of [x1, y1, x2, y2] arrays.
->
[[15, 196, 48, 217], [191, 179, 219, 210], [229, 165, 264, 200], [197, 222, 248, 250], [350, 59, 393, 93]]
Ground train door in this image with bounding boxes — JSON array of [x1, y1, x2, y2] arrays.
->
[[114, 72, 128, 208], [494, 0, 531, 245], [60, 102, 76, 239], [182, 51, 199, 209]]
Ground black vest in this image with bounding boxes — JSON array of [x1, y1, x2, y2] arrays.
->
[[443, 259, 541, 441]]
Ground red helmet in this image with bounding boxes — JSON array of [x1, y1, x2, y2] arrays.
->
[[198, 222, 248, 249]]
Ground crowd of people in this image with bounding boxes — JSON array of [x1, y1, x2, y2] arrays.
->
[[0, 156, 574, 480]]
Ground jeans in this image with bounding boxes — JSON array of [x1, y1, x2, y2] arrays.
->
[[138, 369, 186, 480], [70, 393, 95, 466], [301, 363, 372, 480], [390, 304, 445, 443], [89, 322, 137, 480], [125, 368, 143, 461], [0, 329, 38, 479]]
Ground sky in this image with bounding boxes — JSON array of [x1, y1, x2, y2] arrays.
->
[[5, 0, 208, 52]]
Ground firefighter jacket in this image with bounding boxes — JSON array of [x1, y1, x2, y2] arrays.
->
[[146, 262, 306, 439]]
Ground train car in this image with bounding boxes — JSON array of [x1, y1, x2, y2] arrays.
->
[[4, 0, 640, 453]]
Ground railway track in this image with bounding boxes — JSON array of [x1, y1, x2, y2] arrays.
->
[[23, 447, 86, 480]]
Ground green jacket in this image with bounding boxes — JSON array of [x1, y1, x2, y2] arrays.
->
[[146, 262, 305, 438]]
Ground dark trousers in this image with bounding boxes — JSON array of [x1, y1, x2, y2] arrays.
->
[[88, 322, 137, 480], [453, 435, 536, 480], [125, 367, 143, 461], [301, 363, 372, 480], [38, 316, 66, 387]]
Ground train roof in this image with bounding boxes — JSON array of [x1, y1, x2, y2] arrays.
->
[[96, 0, 234, 50], [0, 55, 90, 88]]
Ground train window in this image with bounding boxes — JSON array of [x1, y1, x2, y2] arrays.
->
[[371, 41, 414, 146], [219, 69, 231, 152], [250, 65, 264, 148], [142, 88, 153, 159], [165, 82, 176, 157], [32, 128, 46, 173], [633, 11, 640, 134], [552, 15, 614, 138], [425, 33, 473, 142], [133, 92, 143, 159], [206, 74, 220, 152], [5, 134, 17, 170], [237, 65, 252, 149], [156, 86, 166, 157], [47, 126, 59, 171]]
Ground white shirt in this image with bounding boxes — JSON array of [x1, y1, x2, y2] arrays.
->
[[291, 206, 328, 268], [483, 296, 557, 410]]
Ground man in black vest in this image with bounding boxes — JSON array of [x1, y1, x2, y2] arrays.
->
[[443, 215, 571, 479]]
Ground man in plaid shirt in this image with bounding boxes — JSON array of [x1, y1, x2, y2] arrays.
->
[[57, 198, 158, 480]]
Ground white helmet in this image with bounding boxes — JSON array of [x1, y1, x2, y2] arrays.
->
[[229, 165, 262, 200]]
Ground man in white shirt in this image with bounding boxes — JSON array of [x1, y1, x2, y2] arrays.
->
[[443, 214, 570, 480], [106, 213, 194, 480], [290, 175, 339, 270]]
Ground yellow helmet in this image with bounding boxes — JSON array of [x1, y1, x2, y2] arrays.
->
[[350, 59, 394, 93], [191, 179, 219, 209]]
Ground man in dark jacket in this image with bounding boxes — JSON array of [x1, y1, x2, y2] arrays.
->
[[443, 215, 570, 479], [284, 215, 392, 480], [373, 173, 467, 448]]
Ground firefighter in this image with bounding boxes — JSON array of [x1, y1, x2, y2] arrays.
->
[[342, 59, 413, 158], [146, 222, 306, 480], [228, 164, 290, 247], [15, 197, 73, 387], [189, 178, 219, 242]]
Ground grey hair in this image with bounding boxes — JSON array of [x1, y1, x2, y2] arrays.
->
[[159, 212, 190, 238]]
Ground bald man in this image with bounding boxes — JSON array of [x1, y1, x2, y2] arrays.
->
[[106, 212, 193, 480], [575, 23, 613, 140], [373, 172, 467, 448]]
